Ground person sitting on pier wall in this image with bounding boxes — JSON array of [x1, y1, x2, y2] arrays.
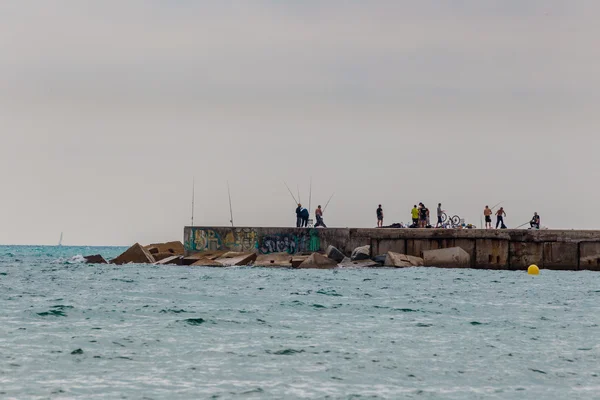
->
[[315, 205, 327, 228], [530, 212, 540, 229], [295, 204, 303, 227]]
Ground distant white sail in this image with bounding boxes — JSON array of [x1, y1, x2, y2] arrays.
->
[[58, 232, 63, 246]]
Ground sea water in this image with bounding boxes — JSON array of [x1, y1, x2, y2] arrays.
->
[[1, 245, 599, 399]]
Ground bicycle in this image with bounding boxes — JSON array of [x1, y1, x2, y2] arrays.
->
[[439, 212, 462, 228]]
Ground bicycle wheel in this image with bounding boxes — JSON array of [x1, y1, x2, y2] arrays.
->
[[450, 215, 461, 226], [441, 213, 448, 223]]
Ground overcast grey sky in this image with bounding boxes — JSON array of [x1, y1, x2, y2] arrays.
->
[[1, 1, 598, 245]]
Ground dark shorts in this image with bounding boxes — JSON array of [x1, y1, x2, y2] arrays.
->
[[412, 218, 418, 224], [437, 216, 443, 223], [485, 216, 492, 223], [377, 216, 383, 221]]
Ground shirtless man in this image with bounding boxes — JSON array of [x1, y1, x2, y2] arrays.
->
[[484, 205, 492, 229]]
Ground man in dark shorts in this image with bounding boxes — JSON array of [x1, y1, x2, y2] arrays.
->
[[484, 205, 492, 229], [436, 203, 444, 228], [411, 205, 419, 227], [376, 205, 383, 227], [419, 203, 429, 228]]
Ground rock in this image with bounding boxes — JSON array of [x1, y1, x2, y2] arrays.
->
[[215, 252, 257, 266], [182, 251, 227, 266], [298, 253, 338, 269], [384, 252, 424, 268], [84, 254, 108, 264], [422, 247, 470, 268], [372, 255, 387, 265], [144, 241, 185, 256], [190, 258, 224, 267], [147, 247, 159, 255], [291, 255, 309, 268], [111, 243, 155, 265], [153, 252, 178, 262], [254, 253, 293, 268], [326, 245, 345, 263], [154, 255, 183, 265], [351, 245, 371, 261], [338, 259, 381, 268]]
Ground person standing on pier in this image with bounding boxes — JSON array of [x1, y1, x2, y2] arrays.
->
[[295, 204, 302, 227], [436, 203, 444, 228], [484, 205, 493, 229], [376, 205, 384, 227], [495, 207, 507, 229], [419, 203, 429, 228], [411, 205, 419, 227], [315, 205, 327, 228]]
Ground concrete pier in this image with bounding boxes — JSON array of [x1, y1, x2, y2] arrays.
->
[[183, 226, 600, 271]]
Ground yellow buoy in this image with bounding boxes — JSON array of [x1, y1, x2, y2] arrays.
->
[[528, 264, 540, 275]]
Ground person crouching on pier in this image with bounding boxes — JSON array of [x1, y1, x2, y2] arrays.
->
[[315, 205, 327, 228], [530, 212, 540, 229], [300, 206, 310, 227]]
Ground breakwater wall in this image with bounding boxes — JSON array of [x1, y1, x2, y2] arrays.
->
[[183, 226, 600, 271]]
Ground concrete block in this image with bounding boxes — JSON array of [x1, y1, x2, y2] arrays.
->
[[291, 255, 309, 268], [254, 253, 293, 268], [543, 242, 578, 270], [370, 239, 406, 257], [326, 245, 345, 263], [338, 259, 381, 268], [351, 245, 370, 261], [182, 251, 227, 265], [190, 258, 224, 267], [111, 243, 155, 265], [384, 252, 424, 268], [509, 242, 543, 270], [84, 254, 108, 264], [215, 252, 257, 266], [423, 247, 470, 268], [475, 239, 509, 269], [298, 253, 338, 269], [579, 242, 600, 271], [155, 255, 183, 265], [153, 252, 178, 262], [144, 241, 185, 255]]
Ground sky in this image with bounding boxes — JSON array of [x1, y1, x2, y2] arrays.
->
[[1, 1, 599, 245]]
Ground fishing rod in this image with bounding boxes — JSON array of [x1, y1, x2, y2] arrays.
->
[[297, 185, 301, 205], [491, 201, 505, 210], [515, 221, 531, 229], [191, 177, 195, 226], [308, 178, 313, 213], [323, 192, 335, 213], [227, 181, 234, 227], [284, 182, 299, 204]]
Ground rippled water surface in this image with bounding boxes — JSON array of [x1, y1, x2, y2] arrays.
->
[[1, 245, 600, 399]]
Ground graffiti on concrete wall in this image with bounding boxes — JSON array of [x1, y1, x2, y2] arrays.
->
[[224, 228, 259, 252], [186, 228, 322, 254], [258, 229, 321, 254], [187, 229, 223, 252]]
